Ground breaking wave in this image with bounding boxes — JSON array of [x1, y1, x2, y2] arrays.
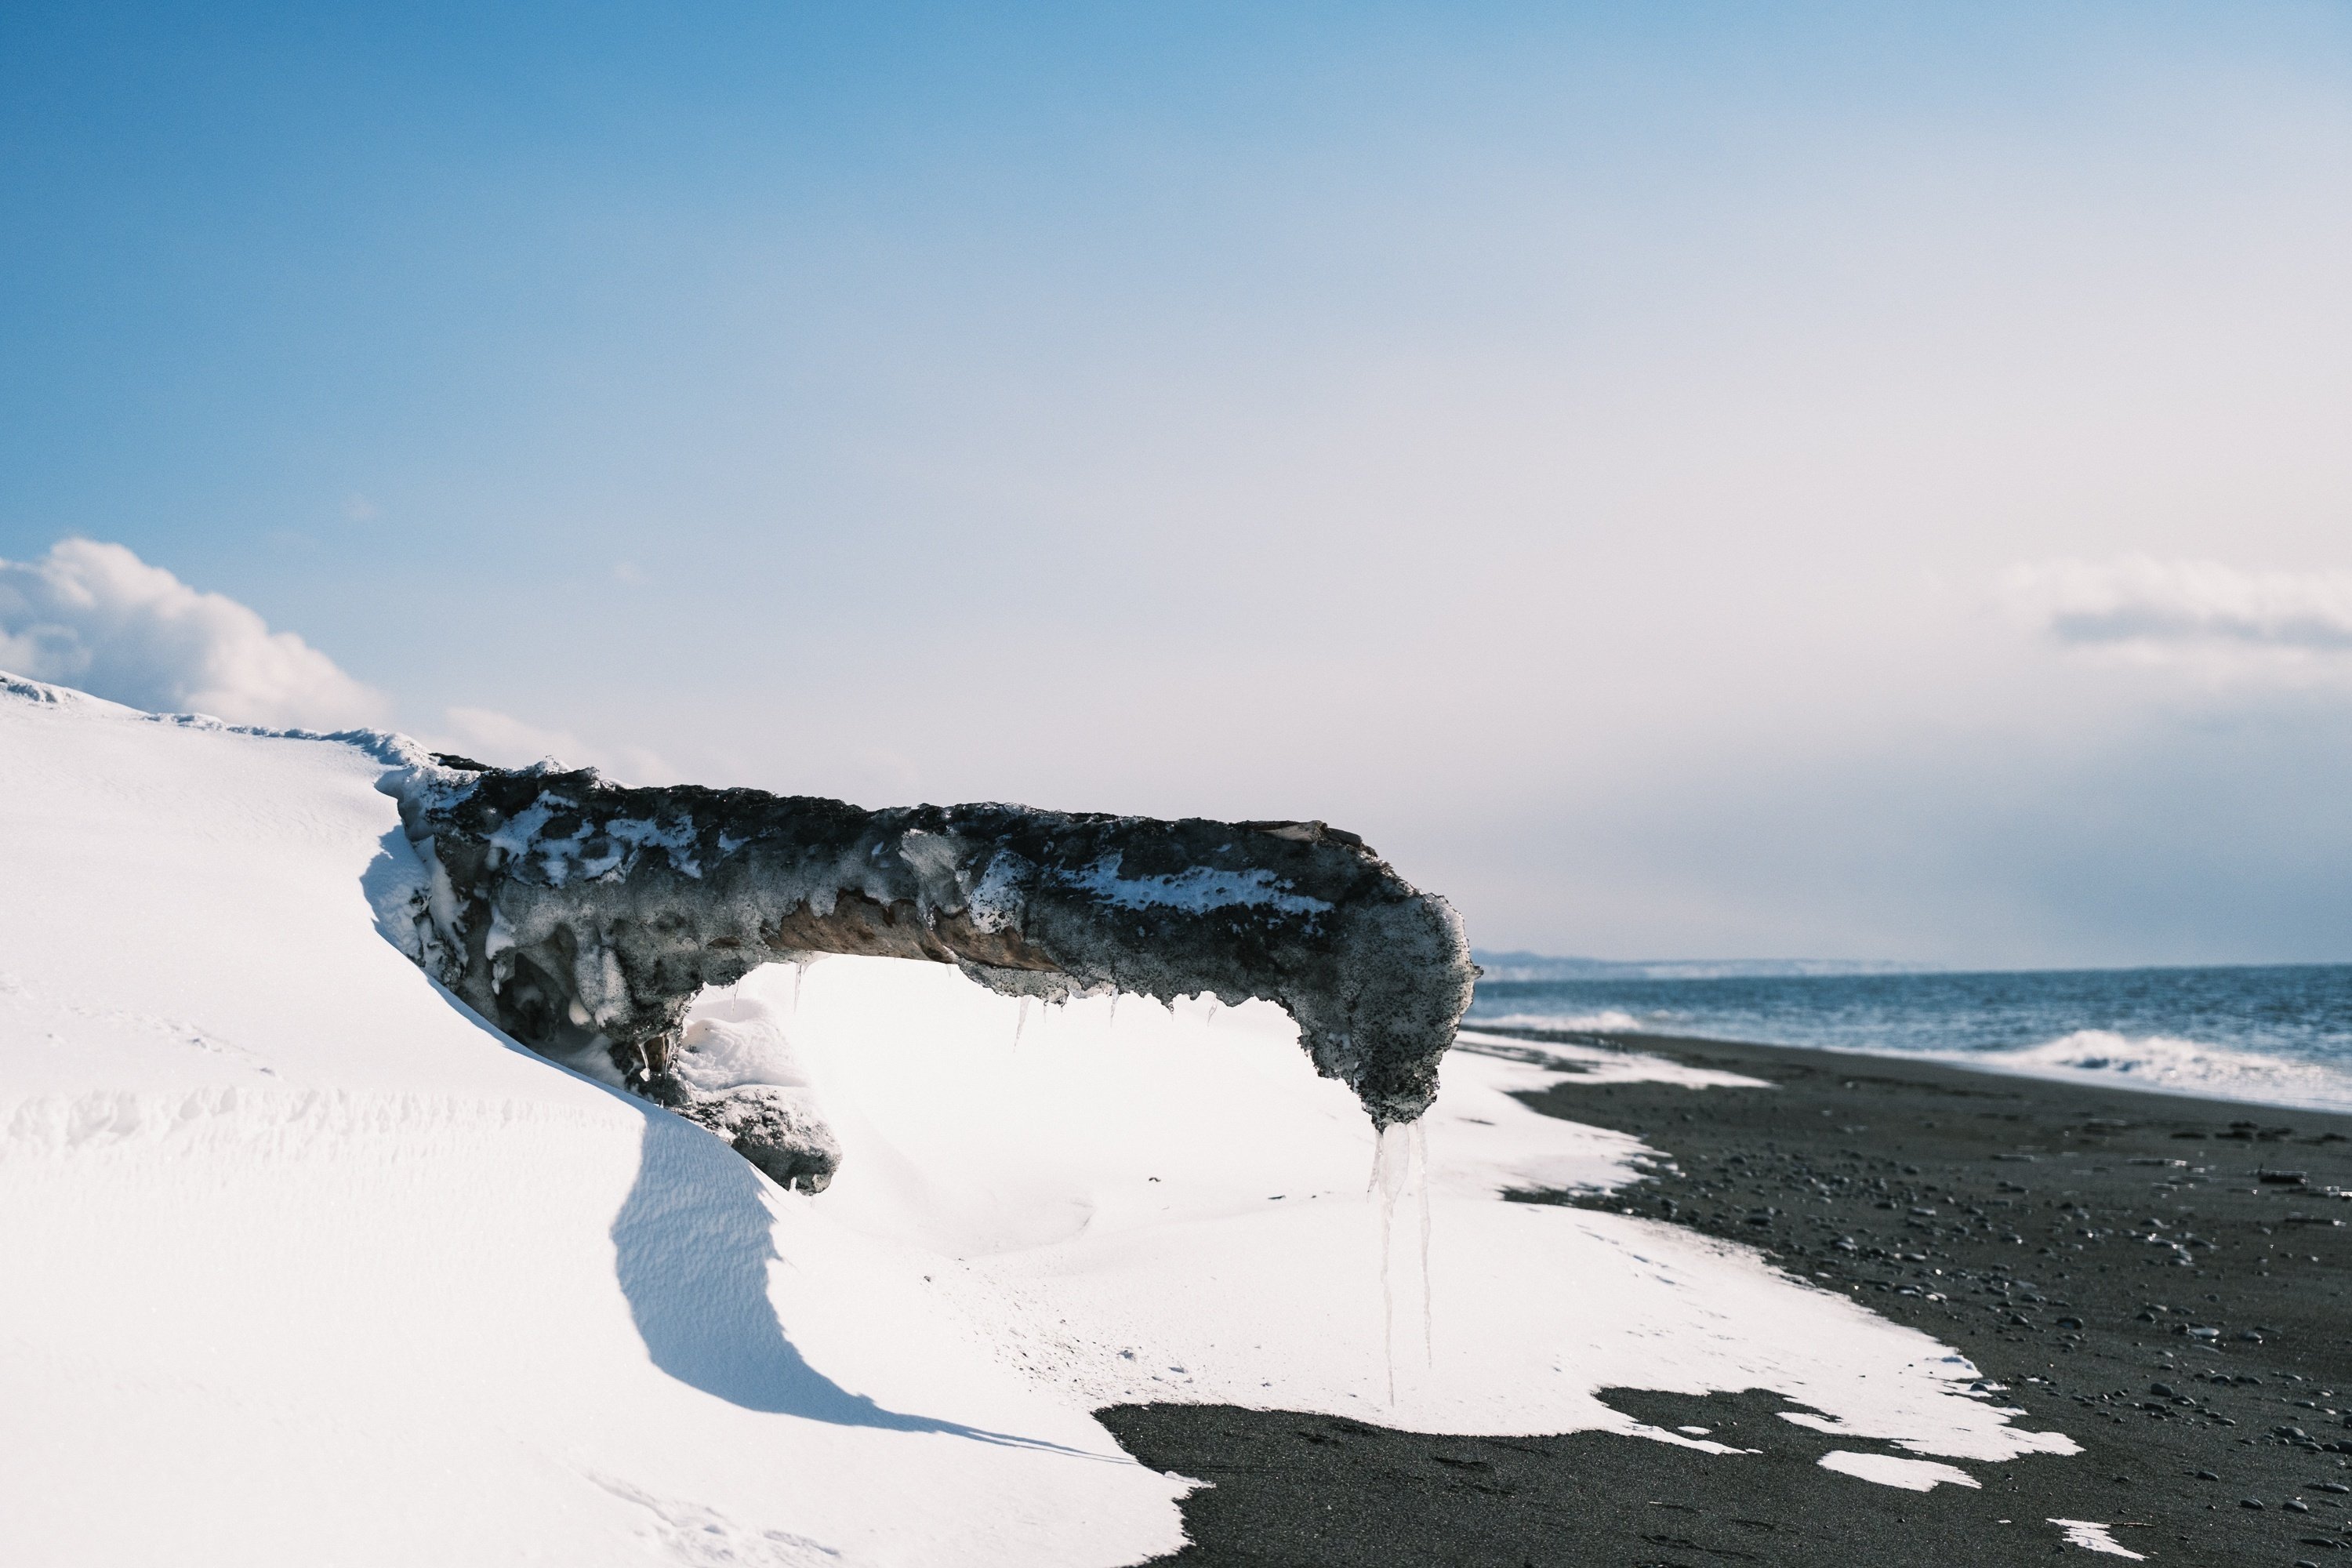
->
[[1955, 1030, 2352, 1114], [1467, 1009, 1649, 1035]]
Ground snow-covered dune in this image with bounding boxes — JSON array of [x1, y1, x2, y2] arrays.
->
[[0, 677, 2074, 1566]]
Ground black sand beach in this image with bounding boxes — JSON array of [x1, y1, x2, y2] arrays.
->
[[1102, 1029, 2352, 1566]]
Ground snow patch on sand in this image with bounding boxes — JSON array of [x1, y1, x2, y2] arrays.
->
[[2047, 1518, 2147, 1559], [1961, 1029, 2352, 1114], [1816, 1450, 1980, 1490], [1457, 1029, 1773, 1090]]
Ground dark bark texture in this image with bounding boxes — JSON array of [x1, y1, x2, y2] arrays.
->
[[382, 759, 1475, 1189]]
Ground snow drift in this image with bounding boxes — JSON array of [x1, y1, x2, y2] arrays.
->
[[0, 674, 2078, 1567]]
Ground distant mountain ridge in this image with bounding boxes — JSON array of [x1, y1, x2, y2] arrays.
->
[[1470, 950, 1936, 983]]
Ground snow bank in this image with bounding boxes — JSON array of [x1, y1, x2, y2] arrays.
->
[[0, 677, 2076, 1566]]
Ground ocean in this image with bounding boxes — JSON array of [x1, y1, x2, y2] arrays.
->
[[1463, 962, 2352, 1114]]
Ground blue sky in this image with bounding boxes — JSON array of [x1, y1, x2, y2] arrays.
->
[[5, 2, 2351, 965]]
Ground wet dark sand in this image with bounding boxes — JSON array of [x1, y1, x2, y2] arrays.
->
[[1099, 1029, 2352, 1566]]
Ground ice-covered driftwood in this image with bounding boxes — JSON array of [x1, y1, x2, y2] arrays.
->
[[381, 759, 1475, 1192]]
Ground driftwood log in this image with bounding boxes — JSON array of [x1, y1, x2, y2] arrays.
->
[[383, 758, 1475, 1191]]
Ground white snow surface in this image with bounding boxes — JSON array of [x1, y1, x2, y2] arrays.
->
[[1455, 1029, 1775, 1089], [2047, 1519, 2147, 1559], [0, 678, 2077, 1566]]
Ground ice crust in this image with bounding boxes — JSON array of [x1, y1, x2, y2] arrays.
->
[[377, 757, 1476, 1188]]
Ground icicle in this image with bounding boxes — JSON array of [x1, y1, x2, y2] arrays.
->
[[1205, 999, 1221, 1023], [1108, 992, 1120, 1030], [1012, 996, 1030, 1053], [1413, 1120, 1433, 1368], [786, 959, 806, 1020], [1370, 1123, 1410, 1406]]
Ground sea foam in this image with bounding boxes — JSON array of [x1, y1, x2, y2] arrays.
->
[[1468, 1009, 1649, 1034], [1961, 1029, 2352, 1114]]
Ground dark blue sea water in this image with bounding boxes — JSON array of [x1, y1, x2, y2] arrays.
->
[[1462, 964, 2352, 1112]]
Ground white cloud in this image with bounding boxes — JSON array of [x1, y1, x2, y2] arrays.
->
[[433, 705, 680, 786], [0, 539, 387, 728], [2004, 557, 2352, 662]]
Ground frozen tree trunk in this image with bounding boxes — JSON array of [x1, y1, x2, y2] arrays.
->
[[383, 758, 1475, 1192]]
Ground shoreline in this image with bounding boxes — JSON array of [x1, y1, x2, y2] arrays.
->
[[1466, 1017, 2352, 1120], [1102, 1028, 2352, 1566]]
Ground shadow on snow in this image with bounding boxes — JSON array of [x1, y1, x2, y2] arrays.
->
[[362, 832, 1093, 1457]]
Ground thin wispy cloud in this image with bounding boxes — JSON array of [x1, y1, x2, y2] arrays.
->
[[0, 539, 387, 728], [0, 537, 679, 782], [2004, 557, 2352, 664]]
